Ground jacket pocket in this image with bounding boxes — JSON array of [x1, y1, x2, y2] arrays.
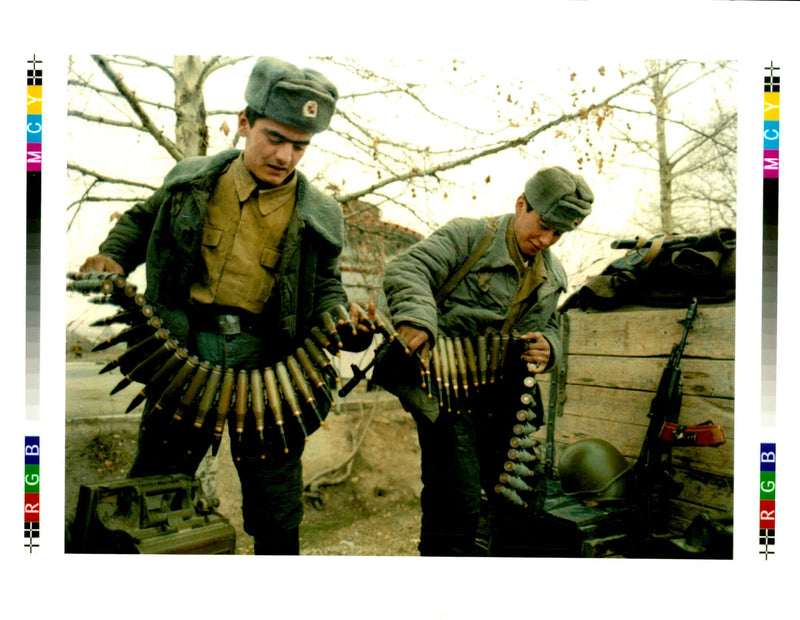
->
[[201, 225, 223, 248], [260, 246, 282, 271]]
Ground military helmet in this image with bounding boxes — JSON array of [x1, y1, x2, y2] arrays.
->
[[558, 438, 632, 502]]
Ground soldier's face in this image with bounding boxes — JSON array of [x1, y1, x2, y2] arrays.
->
[[513, 195, 564, 259], [238, 112, 312, 186]]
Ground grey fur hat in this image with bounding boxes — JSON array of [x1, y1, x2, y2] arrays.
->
[[523, 166, 594, 231], [245, 56, 338, 134]]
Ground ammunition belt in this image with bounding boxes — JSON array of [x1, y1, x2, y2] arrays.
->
[[68, 272, 545, 505], [422, 332, 545, 509], [67, 272, 377, 459]]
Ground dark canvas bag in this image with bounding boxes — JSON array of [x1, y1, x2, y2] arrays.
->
[[563, 228, 736, 310]]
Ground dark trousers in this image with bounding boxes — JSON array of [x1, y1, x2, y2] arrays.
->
[[412, 405, 547, 557], [130, 330, 305, 555]]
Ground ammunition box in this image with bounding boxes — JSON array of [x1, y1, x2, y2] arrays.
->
[[67, 474, 236, 554]]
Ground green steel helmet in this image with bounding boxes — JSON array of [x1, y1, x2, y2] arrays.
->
[[558, 438, 632, 502]]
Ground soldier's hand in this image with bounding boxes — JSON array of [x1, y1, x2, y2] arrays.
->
[[396, 324, 430, 359], [79, 255, 124, 275], [337, 302, 376, 352], [519, 332, 551, 373], [350, 301, 377, 335]]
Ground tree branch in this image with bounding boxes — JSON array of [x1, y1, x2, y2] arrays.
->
[[68, 109, 148, 132], [68, 162, 160, 191], [91, 54, 183, 161], [113, 55, 175, 79], [335, 61, 685, 204]]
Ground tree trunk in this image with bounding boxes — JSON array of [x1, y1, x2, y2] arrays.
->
[[173, 56, 209, 158], [651, 66, 674, 234]]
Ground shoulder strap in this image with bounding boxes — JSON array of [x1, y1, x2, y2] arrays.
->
[[434, 217, 498, 304]]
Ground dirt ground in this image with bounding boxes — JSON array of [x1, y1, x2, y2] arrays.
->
[[65, 344, 424, 556]]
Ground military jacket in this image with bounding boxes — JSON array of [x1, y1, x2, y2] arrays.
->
[[384, 212, 566, 360], [97, 148, 348, 352], [381, 213, 567, 421]]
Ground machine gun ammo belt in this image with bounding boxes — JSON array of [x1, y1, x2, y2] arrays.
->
[[421, 331, 546, 509], [67, 272, 369, 460]]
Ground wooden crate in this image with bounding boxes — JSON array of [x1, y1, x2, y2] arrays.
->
[[536, 301, 734, 535]]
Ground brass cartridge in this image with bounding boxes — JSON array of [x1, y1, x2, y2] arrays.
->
[[303, 338, 339, 386], [264, 366, 289, 454], [454, 337, 469, 395], [438, 341, 452, 413], [431, 345, 444, 407], [515, 409, 536, 422], [172, 362, 211, 424], [444, 337, 460, 411], [332, 304, 357, 337], [463, 337, 479, 390], [287, 354, 323, 425], [211, 369, 236, 457], [509, 435, 539, 450], [194, 366, 223, 430], [311, 326, 338, 356], [99, 326, 170, 375], [125, 347, 189, 413], [507, 448, 537, 463], [477, 335, 488, 386], [295, 346, 334, 408], [320, 311, 343, 350], [499, 472, 532, 493], [92, 316, 162, 352], [352, 302, 376, 332], [235, 369, 250, 441], [276, 361, 307, 440], [110, 334, 177, 394], [512, 422, 539, 437], [503, 460, 534, 478], [494, 484, 527, 508], [488, 333, 501, 384], [249, 368, 266, 444], [153, 356, 199, 414]]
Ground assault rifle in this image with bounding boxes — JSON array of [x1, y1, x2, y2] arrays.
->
[[633, 297, 699, 534]]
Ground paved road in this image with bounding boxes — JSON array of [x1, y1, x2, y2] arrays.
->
[[66, 360, 145, 420]]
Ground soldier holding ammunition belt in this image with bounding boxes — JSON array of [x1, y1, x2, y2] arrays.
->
[[382, 166, 594, 556], [80, 57, 374, 555]]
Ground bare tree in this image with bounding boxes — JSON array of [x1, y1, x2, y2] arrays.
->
[[604, 59, 737, 234], [67, 55, 688, 235]]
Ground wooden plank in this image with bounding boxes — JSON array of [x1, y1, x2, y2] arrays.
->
[[556, 384, 734, 432], [536, 302, 736, 545], [542, 414, 733, 477], [667, 483, 733, 534], [672, 469, 733, 512], [565, 355, 734, 398], [565, 303, 735, 359], [535, 377, 734, 477]]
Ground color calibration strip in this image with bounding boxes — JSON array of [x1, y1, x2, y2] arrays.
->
[[759, 62, 780, 559], [27, 55, 42, 422], [762, 61, 779, 430], [759, 443, 775, 559], [25, 55, 43, 553], [24, 437, 41, 553]]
